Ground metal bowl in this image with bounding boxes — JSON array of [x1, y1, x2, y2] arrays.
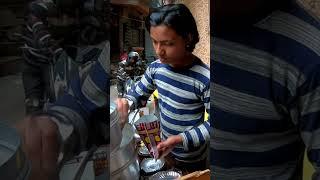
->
[[138, 145, 150, 157], [0, 122, 30, 180], [140, 158, 164, 174], [149, 170, 182, 180]]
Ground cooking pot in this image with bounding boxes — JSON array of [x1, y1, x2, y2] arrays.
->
[[110, 124, 139, 180], [0, 122, 30, 179]]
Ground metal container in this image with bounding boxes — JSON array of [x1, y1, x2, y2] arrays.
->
[[140, 158, 165, 174], [0, 122, 30, 180], [138, 144, 151, 157], [110, 124, 140, 180], [110, 101, 123, 152]]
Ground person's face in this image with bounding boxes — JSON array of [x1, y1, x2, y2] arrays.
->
[[163, 0, 175, 5], [150, 25, 190, 67], [129, 56, 138, 63]]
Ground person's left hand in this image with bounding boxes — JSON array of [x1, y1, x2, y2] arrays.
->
[[116, 98, 129, 129], [156, 135, 183, 159]]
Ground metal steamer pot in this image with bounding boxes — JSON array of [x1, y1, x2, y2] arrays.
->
[[110, 124, 140, 180], [0, 122, 30, 180], [110, 101, 123, 152]]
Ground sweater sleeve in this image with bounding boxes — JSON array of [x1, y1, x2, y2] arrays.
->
[[179, 81, 211, 151], [45, 41, 109, 153], [125, 62, 157, 109], [293, 64, 320, 180], [26, 1, 63, 62]]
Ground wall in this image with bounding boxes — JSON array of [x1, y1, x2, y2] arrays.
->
[[299, 0, 320, 18], [180, 0, 210, 65], [177, 0, 319, 66]]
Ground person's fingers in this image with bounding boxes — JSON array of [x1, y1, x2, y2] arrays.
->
[[24, 117, 42, 179], [160, 145, 175, 159], [117, 99, 124, 116], [121, 98, 129, 113], [158, 138, 173, 149], [116, 99, 124, 124], [158, 146, 167, 153], [157, 142, 169, 158], [120, 99, 126, 115], [116, 98, 121, 108], [159, 147, 169, 159], [39, 117, 59, 178], [118, 98, 129, 127], [157, 142, 166, 150], [116, 98, 122, 113], [157, 137, 179, 159], [14, 118, 26, 137], [15, 117, 28, 154]]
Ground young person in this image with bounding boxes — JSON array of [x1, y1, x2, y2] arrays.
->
[[117, 4, 210, 171], [16, 0, 109, 179]]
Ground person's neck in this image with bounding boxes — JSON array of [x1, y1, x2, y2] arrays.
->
[[169, 54, 195, 69]]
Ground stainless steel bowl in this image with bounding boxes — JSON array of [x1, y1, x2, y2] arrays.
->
[[140, 158, 165, 174], [0, 122, 30, 180], [138, 145, 150, 157], [149, 170, 182, 180]]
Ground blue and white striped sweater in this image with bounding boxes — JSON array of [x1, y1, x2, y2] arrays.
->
[[126, 58, 210, 162], [46, 41, 109, 151], [211, 1, 320, 179]]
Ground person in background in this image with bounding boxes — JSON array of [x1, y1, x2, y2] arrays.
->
[[21, 0, 66, 114], [21, 0, 108, 114], [16, 0, 109, 179], [17, 42, 109, 180], [211, 0, 320, 179], [163, 0, 176, 5], [117, 4, 210, 172], [116, 49, 146, 97]]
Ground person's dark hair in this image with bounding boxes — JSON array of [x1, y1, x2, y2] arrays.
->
[[145, 4, 199, 52]]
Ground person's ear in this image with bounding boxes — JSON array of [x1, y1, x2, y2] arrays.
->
[[185, 34, 193, 51], [186, 34, 192, 44]]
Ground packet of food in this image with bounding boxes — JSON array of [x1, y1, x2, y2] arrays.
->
[[134, 115, 161, 159]]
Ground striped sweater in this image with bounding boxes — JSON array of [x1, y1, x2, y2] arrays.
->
[[126, 57, 210, 163], [211, 1, 320, 179], [46, 41, 109, 154], [22, 0, 63, 66]]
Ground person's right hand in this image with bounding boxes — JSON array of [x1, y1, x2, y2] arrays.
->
[[116, 98, 129, 129], [15, 115, 60, 180]]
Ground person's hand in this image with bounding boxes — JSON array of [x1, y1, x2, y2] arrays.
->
[[15, 115, 60, 180], [157, 135, 183, 159], [116, 98, 129, 129]]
